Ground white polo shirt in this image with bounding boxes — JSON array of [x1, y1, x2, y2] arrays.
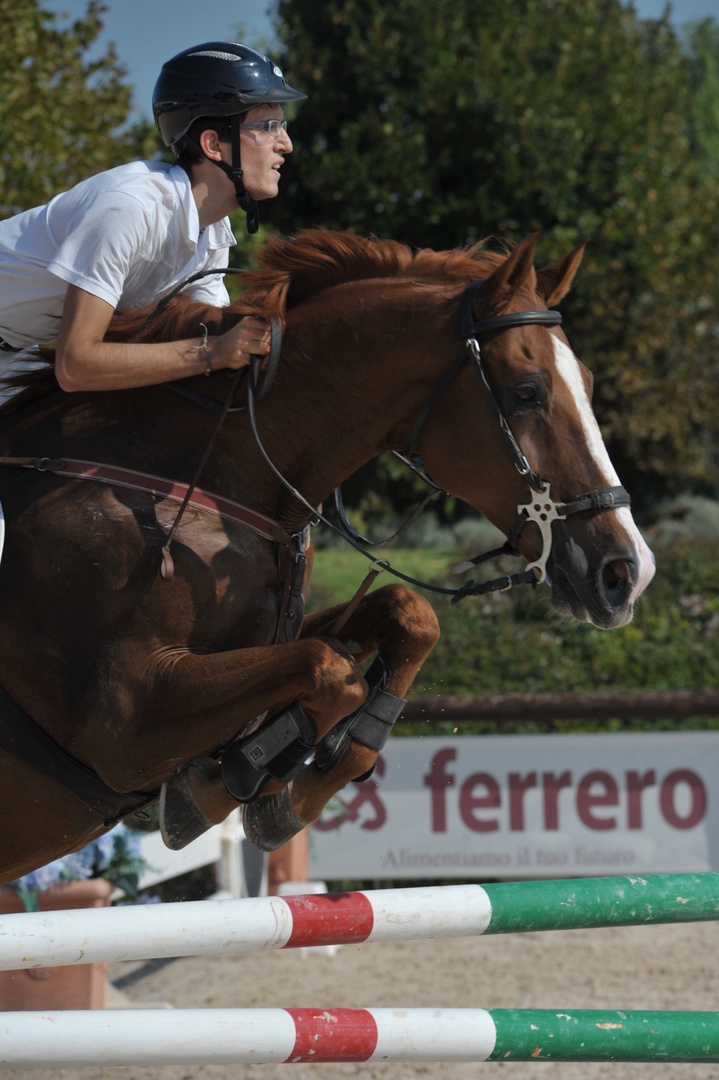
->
[[0, 161, 236, 348]]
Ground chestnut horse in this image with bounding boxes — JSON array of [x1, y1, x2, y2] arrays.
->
[[0, 231, 654, 882]]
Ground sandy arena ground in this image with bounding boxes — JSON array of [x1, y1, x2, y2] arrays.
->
[[2, 917, 719, 1080]]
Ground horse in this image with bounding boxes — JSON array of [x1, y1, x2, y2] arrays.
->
[[0, 230, 655, 883]]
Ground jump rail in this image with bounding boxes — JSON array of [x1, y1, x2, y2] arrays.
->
[[0, 872, 717, 970], [2, 1007, 719, 1066]]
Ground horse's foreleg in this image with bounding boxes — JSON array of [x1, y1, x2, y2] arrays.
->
[[243, 584, 439, 850], [80, 635, 372, 851], [301, 582, 441, 700], [82, 637, 368, 791]]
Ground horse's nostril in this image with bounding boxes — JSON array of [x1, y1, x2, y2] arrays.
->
[[608, 558, 629, 582], [603, 558, 632, 604]]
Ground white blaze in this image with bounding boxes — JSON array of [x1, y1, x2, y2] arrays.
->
[[551, 337, 620, 485], [551, 337, 655, 600]]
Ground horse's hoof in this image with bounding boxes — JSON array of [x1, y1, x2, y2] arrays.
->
[[159, 770, 213, 851], [242, 789, 307, 852]]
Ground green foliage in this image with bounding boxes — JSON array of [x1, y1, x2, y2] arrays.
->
[[308, 547, 458, 613], [686, 19, 719, 178], [273, 0, 719, 499], [309, 528, 719, 712], [0, 0, 158, 218], [276, 0, 687, 240], [414, 539, 719, 701]]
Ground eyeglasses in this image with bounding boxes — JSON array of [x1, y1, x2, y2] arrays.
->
[[239, 119, 288, 138]]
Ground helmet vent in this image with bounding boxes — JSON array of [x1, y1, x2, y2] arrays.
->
[[187, 49, 246, 61]]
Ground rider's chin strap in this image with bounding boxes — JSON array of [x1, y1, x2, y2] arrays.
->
[[184, 115, 259, 234]]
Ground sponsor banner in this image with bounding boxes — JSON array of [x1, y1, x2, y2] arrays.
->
[[309, 732, 719, 879]]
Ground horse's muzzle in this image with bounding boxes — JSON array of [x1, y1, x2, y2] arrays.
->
[[547, 530, 653, 629]]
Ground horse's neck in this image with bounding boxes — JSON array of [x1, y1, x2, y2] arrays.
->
[[226, 291, 456, 528]]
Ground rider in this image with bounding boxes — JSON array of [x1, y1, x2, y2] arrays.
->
[[0, 41, 305, 391]]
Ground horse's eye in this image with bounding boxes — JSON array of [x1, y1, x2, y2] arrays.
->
[[515, 383, 539, 404]]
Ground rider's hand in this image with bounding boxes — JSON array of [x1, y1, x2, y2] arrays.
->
[[209, 316, 271, 372]]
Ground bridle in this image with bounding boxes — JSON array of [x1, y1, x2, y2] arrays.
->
[[440, 280, 631, 592], [328, 279, 632, 602]]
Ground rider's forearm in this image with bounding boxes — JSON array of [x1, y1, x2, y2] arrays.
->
[[55, 334, 218, 393], [54, 284, 268, 393]]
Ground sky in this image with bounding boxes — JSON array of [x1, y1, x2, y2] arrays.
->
[[42, 0, 719, 124], [42, 0, 281, 122]]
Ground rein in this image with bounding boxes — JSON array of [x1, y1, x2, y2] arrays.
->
[[154, 312, 284, 581], [160, 367, 244, 580]]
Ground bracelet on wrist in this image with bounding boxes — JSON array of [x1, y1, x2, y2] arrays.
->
[[192, 323, 212, 376]]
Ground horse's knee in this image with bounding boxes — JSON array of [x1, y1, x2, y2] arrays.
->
[[371, 584, 440, 656]]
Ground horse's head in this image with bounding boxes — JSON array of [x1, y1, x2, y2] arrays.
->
[[418, 234, 655, 629]]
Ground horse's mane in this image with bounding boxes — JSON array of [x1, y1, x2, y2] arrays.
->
[[0, 351, 59, 416], [241, 229, 508, 310], [106, 230, 509, 344], [0, 230, 508, 411]]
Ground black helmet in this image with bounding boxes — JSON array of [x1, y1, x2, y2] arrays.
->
[[153, 41, 306, 148]]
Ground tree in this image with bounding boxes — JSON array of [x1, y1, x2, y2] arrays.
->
[[0, 0, 157, 218], [685, 18, 719, 179], [272, 0, 719, 502]]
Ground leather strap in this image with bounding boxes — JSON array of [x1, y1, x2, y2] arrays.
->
[[220, 703, 318, 803], [0, 456, 292, 545], [0, 685, 156, 823], [275, 527, 311, 644], [560, 486, 632, 516]]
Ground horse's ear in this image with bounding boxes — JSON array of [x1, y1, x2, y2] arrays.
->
[[536, 239, 589, 307], [472, 234, 540, 318]]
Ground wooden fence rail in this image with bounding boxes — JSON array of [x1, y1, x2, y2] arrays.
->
[[402, 689, 719, 724]]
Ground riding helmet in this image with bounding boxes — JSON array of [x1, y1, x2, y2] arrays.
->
[[152, 41, 306, 149]]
